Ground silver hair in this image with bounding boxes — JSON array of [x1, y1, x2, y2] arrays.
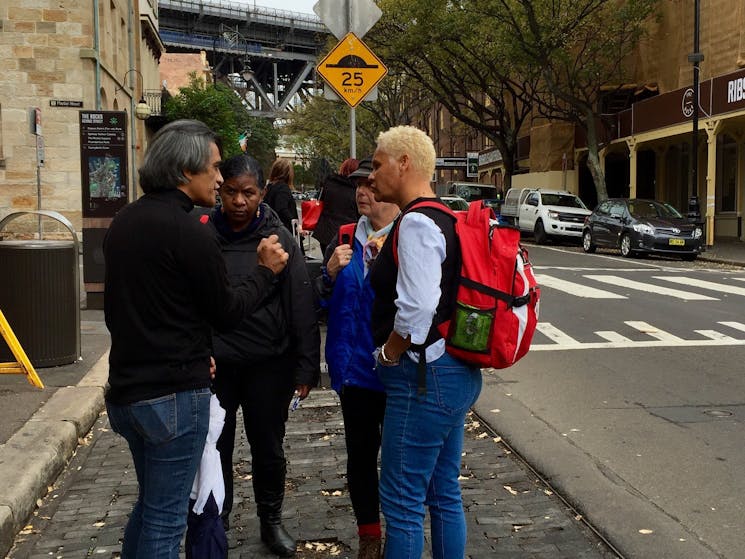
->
[[139, 120, 222, 193]]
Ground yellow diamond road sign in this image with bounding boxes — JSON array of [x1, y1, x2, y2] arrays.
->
[[317, 32, 388, 108]]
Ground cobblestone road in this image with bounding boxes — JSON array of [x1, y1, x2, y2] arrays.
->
[[9, 387, 618, 559]]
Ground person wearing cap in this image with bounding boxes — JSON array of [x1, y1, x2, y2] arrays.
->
[[315, 157, 399, 559]]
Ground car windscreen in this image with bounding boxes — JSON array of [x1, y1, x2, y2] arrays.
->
[[444, 198, 469, 211], [628, 201, 683, 219], [541, 194, 586, 209]]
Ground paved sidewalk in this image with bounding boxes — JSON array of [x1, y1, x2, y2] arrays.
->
[[8, 382, 616, 559]]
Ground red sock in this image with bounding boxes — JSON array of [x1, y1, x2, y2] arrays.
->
[[358, 522, 382, 538]]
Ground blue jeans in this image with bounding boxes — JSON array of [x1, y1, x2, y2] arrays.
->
[[107, 388, 211, 559], [377, 352, 482, 559]]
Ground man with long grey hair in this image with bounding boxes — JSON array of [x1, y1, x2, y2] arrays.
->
[[103, 119, 289, 558]]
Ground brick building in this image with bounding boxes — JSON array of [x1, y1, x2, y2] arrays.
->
[[431, 1, 745, 244]]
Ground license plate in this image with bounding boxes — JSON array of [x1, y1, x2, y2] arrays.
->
[[669, 238, 685, 246]]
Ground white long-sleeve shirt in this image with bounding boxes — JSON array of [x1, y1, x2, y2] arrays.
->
[[393, 211, 447, 363]]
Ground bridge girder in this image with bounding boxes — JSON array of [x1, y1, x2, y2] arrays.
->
[[158, 0, 331, 118]]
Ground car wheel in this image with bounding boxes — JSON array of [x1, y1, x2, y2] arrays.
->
[[534, 220, 548, 244], [582, 230, 596, 253], [619, 234, 634, 257]]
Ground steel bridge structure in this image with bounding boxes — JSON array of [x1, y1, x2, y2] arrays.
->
[[158, 0, 330, 118]]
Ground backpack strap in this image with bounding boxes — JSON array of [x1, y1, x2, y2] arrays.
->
[[338, 222, 357, 246], [391, 199, 456, 266], [390, 199, 457, 397]]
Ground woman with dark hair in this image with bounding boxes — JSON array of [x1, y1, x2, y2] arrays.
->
[[203, 154, 320, 557], [312, 157, 361, 255], [264, 158, 298, 234]]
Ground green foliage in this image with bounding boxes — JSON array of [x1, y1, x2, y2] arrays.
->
[[283, 95, 380, 170], [373, 0, 539, 185], [163, 73, 279, 170], [485, 0, 660, 200]]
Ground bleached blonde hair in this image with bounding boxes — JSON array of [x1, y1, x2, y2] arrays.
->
[[376, 126, 436, 180]]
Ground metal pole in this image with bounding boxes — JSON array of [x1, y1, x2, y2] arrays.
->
[[346, 0, 357, 157], [688, 0, 702, 222], [350, 108, 356, 159], [36, 167, 42, 237], [127, 0, 137, 203]]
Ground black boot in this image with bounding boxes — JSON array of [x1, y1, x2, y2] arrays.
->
[[260, 515, 296, 557], [256, 475, 296, 557]]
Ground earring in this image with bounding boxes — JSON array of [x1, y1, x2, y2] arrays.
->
[[256, 206, 261, 218]]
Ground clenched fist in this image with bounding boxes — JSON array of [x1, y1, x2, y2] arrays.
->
[[257, 234, 289, 274], [326, 242, 353, 281]]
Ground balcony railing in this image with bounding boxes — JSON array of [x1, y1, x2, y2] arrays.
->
[[143, 89, 166, 116]]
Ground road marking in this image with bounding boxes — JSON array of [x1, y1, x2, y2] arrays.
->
[[530, 338, 745, 351], [595, 331, 632, 342], [534, 266, 656, 272], [535, 274, 626, 299], [625, 321, 684, 341], [718, 321, 745, 333], [528, 321, 745, 351], [694, 330, 737, 341], [655, 276, 745, 297], [535, 323, 581, 345], [584, 275, 718, 300]]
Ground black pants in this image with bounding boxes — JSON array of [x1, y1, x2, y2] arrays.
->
[[339, 385, 386, 526], [213, 355, 296, 520]]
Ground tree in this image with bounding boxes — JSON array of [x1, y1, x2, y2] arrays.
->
[[164, 74, 279, 170], [488, 0, 659, 201], [373, 0, 539, 189]]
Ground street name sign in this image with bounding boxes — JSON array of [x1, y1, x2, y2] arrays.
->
[[316, 32, 387, 108]]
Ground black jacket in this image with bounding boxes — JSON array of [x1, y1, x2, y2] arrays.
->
[[312, 173, 359, 248], [103, 189, 275, 405], [263, 181, 298, 233], [207, 203, 320, 387]]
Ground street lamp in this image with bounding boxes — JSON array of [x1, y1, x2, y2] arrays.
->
[[687, 0, 702, 223], [116, 69, 151, 120]]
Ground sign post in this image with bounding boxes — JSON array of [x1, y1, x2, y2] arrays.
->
[[28, 107, 43, 237], [313, 0, 384, 158]]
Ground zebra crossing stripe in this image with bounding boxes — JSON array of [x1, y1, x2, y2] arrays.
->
[[594, 331, 632, 342], [625, 321, 684, 341], [584, 275, 718, 300], [530, 338, 745, 351], [718, 321, 745, 333], [535, 323, 581, 345], [534, 274, 626, 299], [655, 276, 745, 297], [694, 330, 737, 341]]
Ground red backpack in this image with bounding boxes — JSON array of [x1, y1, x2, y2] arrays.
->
[[393, 199, 539, 369]]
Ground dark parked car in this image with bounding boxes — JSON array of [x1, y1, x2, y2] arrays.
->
[[582, 198, 704, 260]]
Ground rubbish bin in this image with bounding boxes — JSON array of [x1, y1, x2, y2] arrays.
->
[[0, 211, 81, 367]]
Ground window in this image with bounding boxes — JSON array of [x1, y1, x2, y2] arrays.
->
[[595, 201, 611, 216], [609, 203, 625, 218]]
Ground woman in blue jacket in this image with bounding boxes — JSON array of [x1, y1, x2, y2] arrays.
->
[[316, 157, 399, 559]]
